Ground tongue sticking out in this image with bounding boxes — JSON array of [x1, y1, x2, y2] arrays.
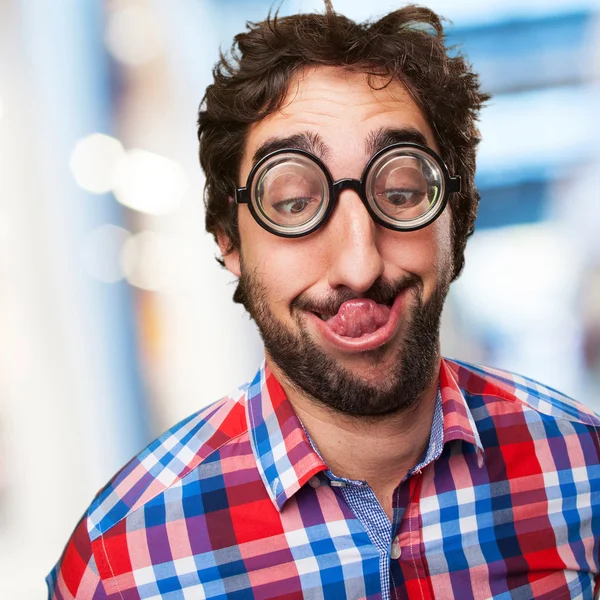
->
[[323, 299, 392, 338]]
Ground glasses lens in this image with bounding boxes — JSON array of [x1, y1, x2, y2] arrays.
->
[[253, 154, 328, 234], [366, 149, 443, 227]]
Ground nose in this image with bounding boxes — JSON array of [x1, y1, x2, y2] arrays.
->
[[325, 190, 385, 293]]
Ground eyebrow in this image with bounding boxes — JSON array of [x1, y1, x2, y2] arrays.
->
[[250, 126, 430, 166], [365, 127, 430, 155], [252, 132, 331, 164]]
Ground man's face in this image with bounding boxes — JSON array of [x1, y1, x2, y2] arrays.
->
[[222, 66, 454, 416]]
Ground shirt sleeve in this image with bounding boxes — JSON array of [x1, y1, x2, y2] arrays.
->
[[46, 513, 108, 600]]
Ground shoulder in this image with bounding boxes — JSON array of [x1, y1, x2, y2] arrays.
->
[[445, 358, 600, 430], [444, 358, 600, 471], [444, 359, 600, 487], [86, 383, 251, 541]]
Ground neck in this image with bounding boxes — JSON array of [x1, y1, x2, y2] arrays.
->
[[269, 357, 441, 517]]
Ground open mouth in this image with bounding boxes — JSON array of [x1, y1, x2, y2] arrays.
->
[[313, 295, 394, 319], [307, 292, 407, 351]]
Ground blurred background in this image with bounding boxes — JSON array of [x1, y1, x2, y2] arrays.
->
[[1, 0, 599, 597]]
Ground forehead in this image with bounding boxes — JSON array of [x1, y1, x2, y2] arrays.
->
[[241, 66, 438, 178]]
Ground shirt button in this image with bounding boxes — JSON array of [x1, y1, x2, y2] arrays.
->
[[391, 537, 401, 560], [308, 476, 320, 489]]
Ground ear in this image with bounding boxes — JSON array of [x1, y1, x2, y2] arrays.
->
[[217, 230, 241, 277]]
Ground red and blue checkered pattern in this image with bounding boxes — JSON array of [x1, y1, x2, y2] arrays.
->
[[47, 359, 600, 599]]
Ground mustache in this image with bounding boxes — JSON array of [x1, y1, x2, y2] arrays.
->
[[290, 274, 421, 316]]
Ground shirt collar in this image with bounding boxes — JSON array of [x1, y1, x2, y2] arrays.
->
[[246, 358, 484, 511], [245, 361, 327, 512], [439, 358, 485, 465]]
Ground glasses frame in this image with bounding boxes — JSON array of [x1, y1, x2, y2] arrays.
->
[[235, 142, 461, 238]]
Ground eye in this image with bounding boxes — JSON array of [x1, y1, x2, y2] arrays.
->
[[380, 189, 424, 208], [271, 197, 315, 215]]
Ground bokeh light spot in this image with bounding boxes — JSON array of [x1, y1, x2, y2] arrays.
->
[[120, 231, 179, 292], [69, 133, 126, 194], [105, 4, 164, 66], [112, 149, 189, 216]]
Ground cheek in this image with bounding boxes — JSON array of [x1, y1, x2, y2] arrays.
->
[[379, 210, 453, 281], [431, 209, 454, 276], [263, 251, 324, 310], [239, 209, 323, 305]]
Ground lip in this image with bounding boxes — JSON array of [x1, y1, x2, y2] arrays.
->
[[305, 289, 408, 352]]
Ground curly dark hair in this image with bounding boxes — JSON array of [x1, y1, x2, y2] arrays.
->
[[198, 2, 489, 280]]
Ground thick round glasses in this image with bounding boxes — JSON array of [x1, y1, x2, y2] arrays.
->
[[235, 142, 461, 238]]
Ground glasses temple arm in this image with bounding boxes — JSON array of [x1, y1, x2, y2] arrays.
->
[[234, 187, 250, 204], [448, 176, 461, 194]]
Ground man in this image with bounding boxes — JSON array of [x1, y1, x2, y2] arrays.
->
[[48, 3, 600, 599]]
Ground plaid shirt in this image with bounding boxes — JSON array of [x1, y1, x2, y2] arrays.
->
[[47, 358, 600, 599]]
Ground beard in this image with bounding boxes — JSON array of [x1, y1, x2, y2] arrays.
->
[[234, 260, 450, 417]]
